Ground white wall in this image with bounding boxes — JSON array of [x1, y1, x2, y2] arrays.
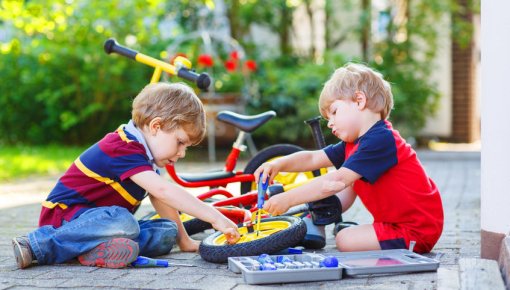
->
[[420, 13, 452, 137], [481, 1, 510, 235]]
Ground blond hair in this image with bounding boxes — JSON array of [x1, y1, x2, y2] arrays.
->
[[132, 82, 206, 145], [319, 63, 393, 119]]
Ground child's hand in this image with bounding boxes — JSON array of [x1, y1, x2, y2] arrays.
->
[[254, 160, 281, 185], [212, 218, 240, 245], [177, 236, 200, 252], [263, 194, 290, 216]]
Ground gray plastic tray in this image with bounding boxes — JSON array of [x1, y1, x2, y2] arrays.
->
[[333, 249, 440, 276], [228, 253, 343, 284]]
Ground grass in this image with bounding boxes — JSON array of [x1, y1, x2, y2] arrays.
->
[[0, 145, 86, 182], [0, 144, 252, 182]]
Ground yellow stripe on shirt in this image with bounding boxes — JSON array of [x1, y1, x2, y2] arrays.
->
[[116, 126, 133, 143], [74, 158, 140, 206], [42, 201, 68, 210]]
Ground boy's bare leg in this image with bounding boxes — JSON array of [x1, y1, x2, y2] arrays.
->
[[335, 186, 356, 213], [335, 224, 381, 251]]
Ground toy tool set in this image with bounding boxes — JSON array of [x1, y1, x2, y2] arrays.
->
[[228, 250, 439, 285]]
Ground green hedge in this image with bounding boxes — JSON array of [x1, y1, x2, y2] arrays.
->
[[248, 54, 440, 147], [0, 0, 169, 145]]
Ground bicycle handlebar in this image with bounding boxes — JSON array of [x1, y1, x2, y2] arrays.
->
[[104, 38, 137, 59], [103, 38, 211, 91]]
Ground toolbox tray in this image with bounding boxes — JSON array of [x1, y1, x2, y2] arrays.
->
[[333, 249, 440, 276], [228, 250, 439, 285], [228, 253, 343, 284]]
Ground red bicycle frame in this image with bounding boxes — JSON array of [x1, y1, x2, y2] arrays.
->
[[165, 131, 255, 188], [194, 187, 268, 224]]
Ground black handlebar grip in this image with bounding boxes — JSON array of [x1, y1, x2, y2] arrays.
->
[[177, 69, 211, 91], [305, 116, 327, 149], [104, 38, 138, 60]]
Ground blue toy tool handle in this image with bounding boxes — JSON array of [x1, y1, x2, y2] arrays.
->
[[257, 173, 269, 209], [131, 256, 169, 267]]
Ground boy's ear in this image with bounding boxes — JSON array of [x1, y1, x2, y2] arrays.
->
[[354, 91, 367, 110], [148, 117, 163, 135]]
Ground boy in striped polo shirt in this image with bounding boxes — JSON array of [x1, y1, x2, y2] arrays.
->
[[13, 83, 240, 269]]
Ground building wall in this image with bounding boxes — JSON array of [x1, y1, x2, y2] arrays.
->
[[481, 0, 510, 260], [420, 13, 453, 137]]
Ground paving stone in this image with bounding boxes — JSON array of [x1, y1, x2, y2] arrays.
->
[[437, 266, 460, 290], [62, 277, 158, 288], [365, 271, 437, 284], [0, 277, 69, 288], [459, 258, 505, 290], [0, 267, 50, 279], [144, 274, 208, 289], [36, 267, 126, 280]]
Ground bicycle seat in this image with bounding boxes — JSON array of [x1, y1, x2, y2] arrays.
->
[[178, 170, 235, 182], [216, 110, 276, 133]]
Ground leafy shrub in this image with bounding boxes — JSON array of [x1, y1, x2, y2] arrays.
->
[[0, 0, 169, 145]]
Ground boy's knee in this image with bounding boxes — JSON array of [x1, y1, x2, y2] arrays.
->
[[335, 228, 358, 252], [335, 231, 349, 251], [155, 230, 176, 255], [102, 206, 140, 239], [146, 219, 177, 256]]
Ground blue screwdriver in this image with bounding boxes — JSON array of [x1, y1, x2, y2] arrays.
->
[[130, 256, 195, 268], [255, 173, 269, 235]]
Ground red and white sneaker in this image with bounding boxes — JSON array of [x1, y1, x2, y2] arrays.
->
[[78, 238, 139, 269]]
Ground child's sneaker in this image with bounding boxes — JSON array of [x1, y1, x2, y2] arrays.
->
[[78, 238, 139, 269], [12, 236, 36, 269]]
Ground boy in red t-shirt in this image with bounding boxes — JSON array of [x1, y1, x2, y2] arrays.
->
[[255, 63, 443, 253]]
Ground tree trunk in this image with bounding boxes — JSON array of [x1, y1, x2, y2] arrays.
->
[[279, 3, 292, 56], [361, 0, 371, 62], [227, 0, 241, 40]]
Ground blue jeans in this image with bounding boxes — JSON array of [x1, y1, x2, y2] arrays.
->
[[28, 206, 177, 265]]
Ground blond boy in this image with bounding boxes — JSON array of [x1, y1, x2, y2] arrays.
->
[[13, 83, 240, 269], [255, 63, 443, 253]]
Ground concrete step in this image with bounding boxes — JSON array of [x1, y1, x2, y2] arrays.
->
[[438, 258, 506, 290], [499, 237, 510, 289]]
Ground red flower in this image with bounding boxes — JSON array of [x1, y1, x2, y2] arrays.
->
[[224, 59, 237, 72], [245, 59, 257, 72], [230, 51, 239, 61], [197, 54, 214, 67]]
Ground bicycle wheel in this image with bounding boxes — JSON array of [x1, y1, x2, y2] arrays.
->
[[140, 211, 212, 236], [240, 144, 322, 194], [199, 216, 306, 263]]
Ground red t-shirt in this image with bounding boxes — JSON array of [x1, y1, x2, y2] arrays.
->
[[324, 120, 444, 246]]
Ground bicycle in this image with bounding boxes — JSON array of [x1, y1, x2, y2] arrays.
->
[[104, 38, 319, 195], [104, 39, 344, 263]]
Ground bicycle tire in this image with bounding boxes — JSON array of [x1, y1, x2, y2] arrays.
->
[[240, 144, 321, 194], [198, 216, 306, 263], [140, 211, 212, 236]]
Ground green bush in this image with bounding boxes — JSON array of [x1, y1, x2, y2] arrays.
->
[[248, 54, 348, 148], [248, 53, 440, 147], [0, 0, 170, 145]]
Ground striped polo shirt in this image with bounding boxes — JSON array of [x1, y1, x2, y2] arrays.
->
[[39, 120, 156, 227]]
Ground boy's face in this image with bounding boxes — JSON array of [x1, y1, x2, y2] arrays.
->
[[145, 126, 192, 168], [326, 100, 361, 143]]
